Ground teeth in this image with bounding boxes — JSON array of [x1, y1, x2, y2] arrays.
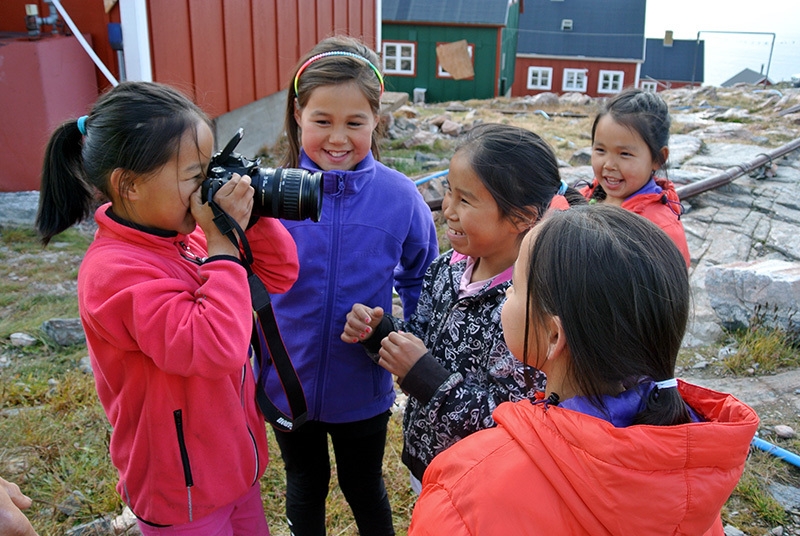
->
[[327, 151, 347, 157]]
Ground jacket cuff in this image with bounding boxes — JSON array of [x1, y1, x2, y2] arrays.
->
[[400, 352, 450, 405], [204, 254, 243, 266], [360, 316, 395, 354]]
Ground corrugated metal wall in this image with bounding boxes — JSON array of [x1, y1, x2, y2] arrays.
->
[[148, 0, 376, 118]]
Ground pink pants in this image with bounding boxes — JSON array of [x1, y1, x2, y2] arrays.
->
[[137, 483, 269, 536]]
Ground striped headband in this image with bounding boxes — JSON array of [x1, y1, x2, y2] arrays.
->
[[294, 51, 385, 97]]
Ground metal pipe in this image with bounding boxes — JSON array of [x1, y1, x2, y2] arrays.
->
[[691, 30, 776, 88], [675, 137, 800, 200]]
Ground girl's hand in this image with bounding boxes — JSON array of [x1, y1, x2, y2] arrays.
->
[[377, 331, 427, 379], [192, 174, 254, 257], [341, 304, 384, 344]]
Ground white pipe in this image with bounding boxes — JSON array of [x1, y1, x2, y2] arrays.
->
[[50, 0, 119, 86], [119, 0, 152, 82]]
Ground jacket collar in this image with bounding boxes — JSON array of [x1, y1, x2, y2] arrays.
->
[[299, 150, 376, 196]]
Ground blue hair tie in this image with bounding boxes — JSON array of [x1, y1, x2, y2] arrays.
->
[[557, 180, 568, 196], [77, 115, 88, 136]]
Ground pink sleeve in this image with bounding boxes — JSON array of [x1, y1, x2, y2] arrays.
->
[[245, 217, 299, 293]]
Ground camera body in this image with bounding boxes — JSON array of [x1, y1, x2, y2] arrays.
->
[[202, 129, 323, 222]]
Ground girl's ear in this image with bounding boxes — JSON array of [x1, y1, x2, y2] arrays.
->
[[109, 168, 135, 202], [545, 315, 568, 363], [514, 207, 539, 233], [293, 98, 302, 125], [656, 146, 670, 170]]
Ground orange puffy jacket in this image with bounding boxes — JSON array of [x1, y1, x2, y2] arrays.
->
[[409, 381, 758, 536]]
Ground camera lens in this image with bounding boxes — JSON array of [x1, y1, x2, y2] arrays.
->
[[252, 168, 323, 222]]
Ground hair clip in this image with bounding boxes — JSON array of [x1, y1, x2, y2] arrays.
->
[[77, 115, 88, 136]]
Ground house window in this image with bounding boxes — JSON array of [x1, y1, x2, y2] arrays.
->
[[383, 42, 416, 75], [598, 70, 624, 93], [437, 44, 474, 78], [527, 66, 553, 90], [562, 68, 587, 92], [561, 19, 573, 31], [641, 80, 658, 93]]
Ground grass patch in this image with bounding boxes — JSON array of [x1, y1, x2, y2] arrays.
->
[[724, 304, 800, 375]]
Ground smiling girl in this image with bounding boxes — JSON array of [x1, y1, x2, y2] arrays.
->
[[264, 35, 439, 536], [581, 88, 691, 266], [342, 124, 585, 491]]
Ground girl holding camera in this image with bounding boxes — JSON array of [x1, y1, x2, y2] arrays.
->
[[36, 81, 299, 534]]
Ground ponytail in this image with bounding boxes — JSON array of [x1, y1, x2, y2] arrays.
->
[[36, 119, 94, 245], [633, 383, 692, 426]]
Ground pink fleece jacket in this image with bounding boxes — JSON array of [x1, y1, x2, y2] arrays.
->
[[78, 204, 298, 526]]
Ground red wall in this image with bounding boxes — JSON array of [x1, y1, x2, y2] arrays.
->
[[512, 57, 639, 98], [0, 0, 376, 192], [148, 0, 377, 118]]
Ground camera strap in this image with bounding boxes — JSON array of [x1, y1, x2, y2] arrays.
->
[[208, 201, 308, 432]]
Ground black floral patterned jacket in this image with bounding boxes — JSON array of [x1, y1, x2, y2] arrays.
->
[[364, 250, 545, 481]]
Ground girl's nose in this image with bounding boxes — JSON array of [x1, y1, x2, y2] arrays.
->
[[442, 192, 456, 220], [329, 128, 347, 144]]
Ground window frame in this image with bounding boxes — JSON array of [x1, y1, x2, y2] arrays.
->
[[562, 68, 588, 92], [640, 80, 658, 93], [598, 70, 625, 94], [382, 41, 417, 76], [526, 66, 553, 90]]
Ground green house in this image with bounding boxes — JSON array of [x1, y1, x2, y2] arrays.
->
[[381, 0, 521, 103]]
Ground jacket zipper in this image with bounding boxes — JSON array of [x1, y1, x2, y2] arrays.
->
[[172, 409, 194, 521], [240, 365, 260, 485], [315, 173, 346, 417]]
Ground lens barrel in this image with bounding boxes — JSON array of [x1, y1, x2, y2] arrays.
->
[[253, 167, 323, 222]]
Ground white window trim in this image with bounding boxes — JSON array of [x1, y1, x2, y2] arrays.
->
[[641, 80, 658, 93], [527, 66, 553, 90], [438, 44, 474, 78], [382, 41, 416, 75], [562, 68, 587, 92], [598, 70, 624, 94], [561, 19, 573, 31]]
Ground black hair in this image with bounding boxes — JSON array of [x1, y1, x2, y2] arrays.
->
[[454, 123, 585, 227], [282, 35, 383, 168], [36, 81, 211, 245], [523, 204, 691, 426]]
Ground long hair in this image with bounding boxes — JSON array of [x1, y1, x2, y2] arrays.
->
[[36, 81, 210, 244], [281, 35, 383, 167], [522, 205, 691, 425]]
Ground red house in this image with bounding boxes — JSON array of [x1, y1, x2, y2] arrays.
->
[[512, 0, 645, 98]]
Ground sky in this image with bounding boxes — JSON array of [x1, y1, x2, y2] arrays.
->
[[644, 0, 800, 85]]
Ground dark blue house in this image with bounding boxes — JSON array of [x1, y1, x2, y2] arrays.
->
[[641, 37, 705, 90]]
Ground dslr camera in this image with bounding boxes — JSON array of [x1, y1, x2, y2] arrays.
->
[[202, 129, 323, 221]]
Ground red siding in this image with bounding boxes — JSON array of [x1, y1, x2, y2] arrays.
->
[[148, 1, 195, 100], [513, 57, 640, 98], [223, 0, 256, 110]]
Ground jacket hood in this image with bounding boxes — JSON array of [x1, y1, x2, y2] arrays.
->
[[494, 380, 758, 534]]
